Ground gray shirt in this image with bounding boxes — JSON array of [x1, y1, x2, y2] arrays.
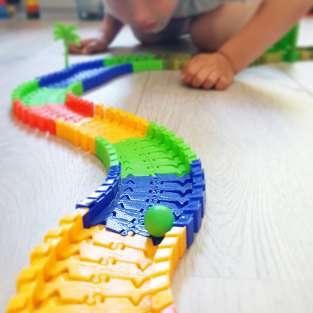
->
[[104, 0, 249, 19], [173, 0, 248, 17]]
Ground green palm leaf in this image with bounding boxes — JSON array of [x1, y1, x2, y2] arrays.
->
[[53, 23, 81, 68], [53, 23, 80, 45]]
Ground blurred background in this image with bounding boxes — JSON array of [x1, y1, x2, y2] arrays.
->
[[0, 0, 105, 20], [0, 1, 312, 21]]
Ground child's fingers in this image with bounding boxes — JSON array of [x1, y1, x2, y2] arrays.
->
[[69, 43, 83, 54], [215, 76, 231, 91], [203, 72, 219, 90], [69, 39, 94, 54], [83, 41, 107, 54], [182, 62, 204, 85], [69, 47, 83, 54], [191, 68, 210, 88], [82, 40, 98, 54]]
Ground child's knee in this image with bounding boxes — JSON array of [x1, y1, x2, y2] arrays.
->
[[190, 1, 263, 52], [190, 17, 224, 52], [190, 30, 216, 52]]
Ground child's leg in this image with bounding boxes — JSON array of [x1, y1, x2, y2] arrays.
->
[[190, 0, 263, 52]]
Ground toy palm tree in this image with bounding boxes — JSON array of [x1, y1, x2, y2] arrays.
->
[[53, 23, 80, 68]]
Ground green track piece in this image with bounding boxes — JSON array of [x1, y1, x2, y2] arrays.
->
[[114, 122, 196, 177], [96, 137, 120, 169], [160, 53, 192, 70], [254, 24, 301, 64], [298, 47, 313, 60], [22, 87, 68, 107], [148, 123, 197, 164], [67, 81, 83, 96], [268, 24, 299, 53], [283, 49, 301, 62], [255, 51, 284, 65], [131, 59, 165, 72], [103, 53, 157, 66], [12, 80, 39, 102]]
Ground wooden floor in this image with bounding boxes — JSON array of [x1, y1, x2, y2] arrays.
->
[[1, 15, 313, 313]]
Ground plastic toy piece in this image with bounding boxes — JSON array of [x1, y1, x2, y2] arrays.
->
[[113, 123, 197, 178], [26, 0, 40, 19], [6, 209, 186, 313], [8, 54, 206, 313], [144, 205, 174, 237], [0, 0, 9, 19], [38, 61, 104, 88], [253, 23, 313, 65], [76, 161, 205, 245], [22, 87, 69, 107], [81, 63, 133, 91], [162, 53, 192, 70], [103, 53, 157, 66], [65, 93, 94, 117], [132, 59, 165, 72], [12, 80, 39, 102], [53, 23, 80, 68], [96, 137, 120, 168]]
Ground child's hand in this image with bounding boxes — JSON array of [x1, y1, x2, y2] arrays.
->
[[181, 53, 235, 90], [69, 38, 108, 55]]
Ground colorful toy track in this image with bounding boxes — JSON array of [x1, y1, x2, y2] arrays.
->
[[6, 26, 313, 311], [6, 53, 206, 313]]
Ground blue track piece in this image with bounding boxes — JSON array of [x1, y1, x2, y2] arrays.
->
[[76, 164, 121, 227], [174, 214, 195, 247], [77, 159, 205, 245], [38, 59, 105, 87], [82, 64, 133, 92], [72, 59, 104, 71], [38, 69, 72, 87], [49, 68, 109, 88]]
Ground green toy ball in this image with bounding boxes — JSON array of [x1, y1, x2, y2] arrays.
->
[[144, 205, 174, 237]]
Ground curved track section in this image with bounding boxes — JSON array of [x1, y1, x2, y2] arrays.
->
[[7, 53, 205, 313], [6, 44, 313, 313]]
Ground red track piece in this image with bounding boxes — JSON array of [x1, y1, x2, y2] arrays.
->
[[65, 93, 94, 117], [13, 101, 86, 135]]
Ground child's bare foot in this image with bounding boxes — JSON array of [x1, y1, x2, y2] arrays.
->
[[69, 38, 108, 55], [181, 53, 235, 90]]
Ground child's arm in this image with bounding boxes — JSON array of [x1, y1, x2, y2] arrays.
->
[[182, 0, 313, 90], [70, 14, 123, 54], [219, 0, 312, 73]]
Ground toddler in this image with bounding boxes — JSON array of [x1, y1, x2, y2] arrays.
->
[[70, 0, 312, 90]]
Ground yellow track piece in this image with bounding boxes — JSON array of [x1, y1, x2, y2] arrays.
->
[[6, 210, 186, 313], [56, 105, 148, 154]]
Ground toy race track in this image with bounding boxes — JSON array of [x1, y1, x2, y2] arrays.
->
[[6, 54, 206, 313], [5, 23, 313, 313]]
